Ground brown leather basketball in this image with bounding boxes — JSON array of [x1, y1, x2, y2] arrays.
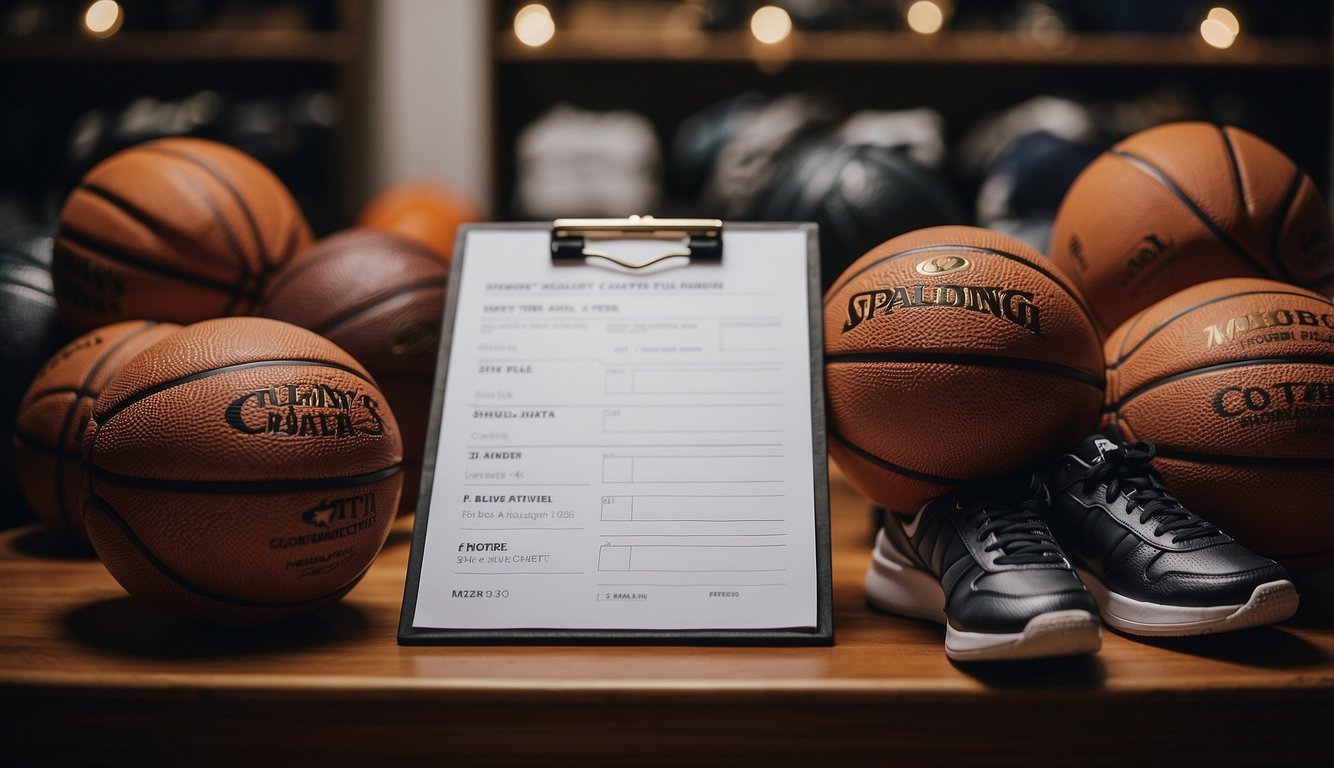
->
[[13, 320, 180, 548], [1051, 122, 1334, 336], [824, 225, 1104, 513], [82, 317, 402, 625], [1103, 277, 1334, 575], [261, 229, 447, 513], [54, 137, 312, 332]]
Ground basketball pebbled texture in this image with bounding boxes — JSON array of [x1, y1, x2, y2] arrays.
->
[[82, 317, 402, 624], [54, 137, 312, 332], [14, 320, 180, 548], [824, 225, 1104, 513], [1050, 122, 1334, 336], [1103, 277, 1334, 574], [262, 228, 448, 512]]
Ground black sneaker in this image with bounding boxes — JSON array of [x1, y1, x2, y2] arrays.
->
[[1047, 430, 1300, 636], [865, 474, 1101, 662]]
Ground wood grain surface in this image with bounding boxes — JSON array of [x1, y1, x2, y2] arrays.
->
[[1, 465, 1330, 766]]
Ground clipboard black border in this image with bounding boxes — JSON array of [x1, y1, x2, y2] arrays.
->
[[398, 222, 832, 646]]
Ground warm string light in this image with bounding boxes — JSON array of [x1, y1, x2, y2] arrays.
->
[[1200, 6, 1240, 49], [514, 4, 555, 48], [750, 5, 792, 45], [906, 1, 945, 35], [83, 0, 123, 38]]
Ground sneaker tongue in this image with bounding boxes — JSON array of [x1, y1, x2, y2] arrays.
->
[[1075, 434, 1121, 465]]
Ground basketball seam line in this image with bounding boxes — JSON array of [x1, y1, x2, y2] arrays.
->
[[139, 143, 271, 273], [1151, 447, 1334, 470], [1106, 288, 1334, 370], [92, 357, 378, 430], [306, 275, 448, 336], [828, 430, 967, 486], [84, 493, 370, 610], [1218, 125, 1247, 222], [85, 161, 257, 308], [57, 226, 244, 296], [87, 462, 403, 495], [824, 243, 1101, 337], [11, 430, 81, 460], [151, 156, 257, 314], [1107, 355, 1334, 411], [1113, 302, 1152, 367], [262, 237, 446, 310], [18, 385, 98, 405], [77, 182, 201, 262], [825, 351, 1104, 387], [1111, 149, 1272, 278], [259, 241, 349, 301], [1270, 168, 1313, 285], [55, 321, 164, 535]]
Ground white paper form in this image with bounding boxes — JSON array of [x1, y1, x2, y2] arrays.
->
[[411, 229, 818, 631]]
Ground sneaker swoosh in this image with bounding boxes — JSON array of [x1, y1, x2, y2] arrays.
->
[[899, 506, 927, 539]]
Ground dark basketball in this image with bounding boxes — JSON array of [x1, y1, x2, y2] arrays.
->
[[1, 227, 68, 528], [262, 229, 448, 513], [752, 138, 969, 292], [669, 92, 768, 200]]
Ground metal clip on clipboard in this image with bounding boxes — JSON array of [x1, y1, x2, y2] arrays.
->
[[550, 215, 723, 269]]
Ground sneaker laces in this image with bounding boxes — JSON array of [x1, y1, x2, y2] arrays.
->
[[958, 477, 1065, 565], [1075, 442, 1217, 543]]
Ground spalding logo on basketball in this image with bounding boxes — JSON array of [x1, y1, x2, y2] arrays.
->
[[823, 225, 1103, 514], [915, 255, 970, 275]]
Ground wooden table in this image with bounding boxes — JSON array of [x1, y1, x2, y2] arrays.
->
[[2, 468, 1330, 766]]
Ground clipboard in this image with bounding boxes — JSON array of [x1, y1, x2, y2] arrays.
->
[[398, 217, 832, 645]]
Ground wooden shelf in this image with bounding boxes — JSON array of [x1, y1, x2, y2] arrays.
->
[[496, 29, 1332, 68], [0, 30, 356, 63], [1, 466, 1331, 765]]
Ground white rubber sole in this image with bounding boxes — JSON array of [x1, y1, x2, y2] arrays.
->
[[865, 530, 1101, 662], [1077, 569, 1300, 637]]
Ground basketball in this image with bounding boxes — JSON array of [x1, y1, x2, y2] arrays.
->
[[1103, 277, 1334, 575], [751, 137, 968, 293], [824, 225, 1104, 512], [54, 137, 312, 332], [1, 228, 67, 528], [1050, 122, 1334, 336], [358, 180, 480, 264], [82, 317, 402, 624], [262, 229, 448, 512], [14, 320, 180, 547]]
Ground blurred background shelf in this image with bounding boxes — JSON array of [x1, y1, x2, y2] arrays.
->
[[495, 29, 1331, 68], [0, 0, 367, 233], [0, 30, 358, 62]]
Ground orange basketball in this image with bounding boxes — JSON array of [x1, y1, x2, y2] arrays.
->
[[1103, 277, 1334, 575], [824, 225, 1104, 512], [54, 137, 312, 332], [262, 229, 448, 512], [82, 317, 402, 625], [358, 180, 480, 264], [13, 320, 180, 548], [1051, 122, 1334, 336]]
